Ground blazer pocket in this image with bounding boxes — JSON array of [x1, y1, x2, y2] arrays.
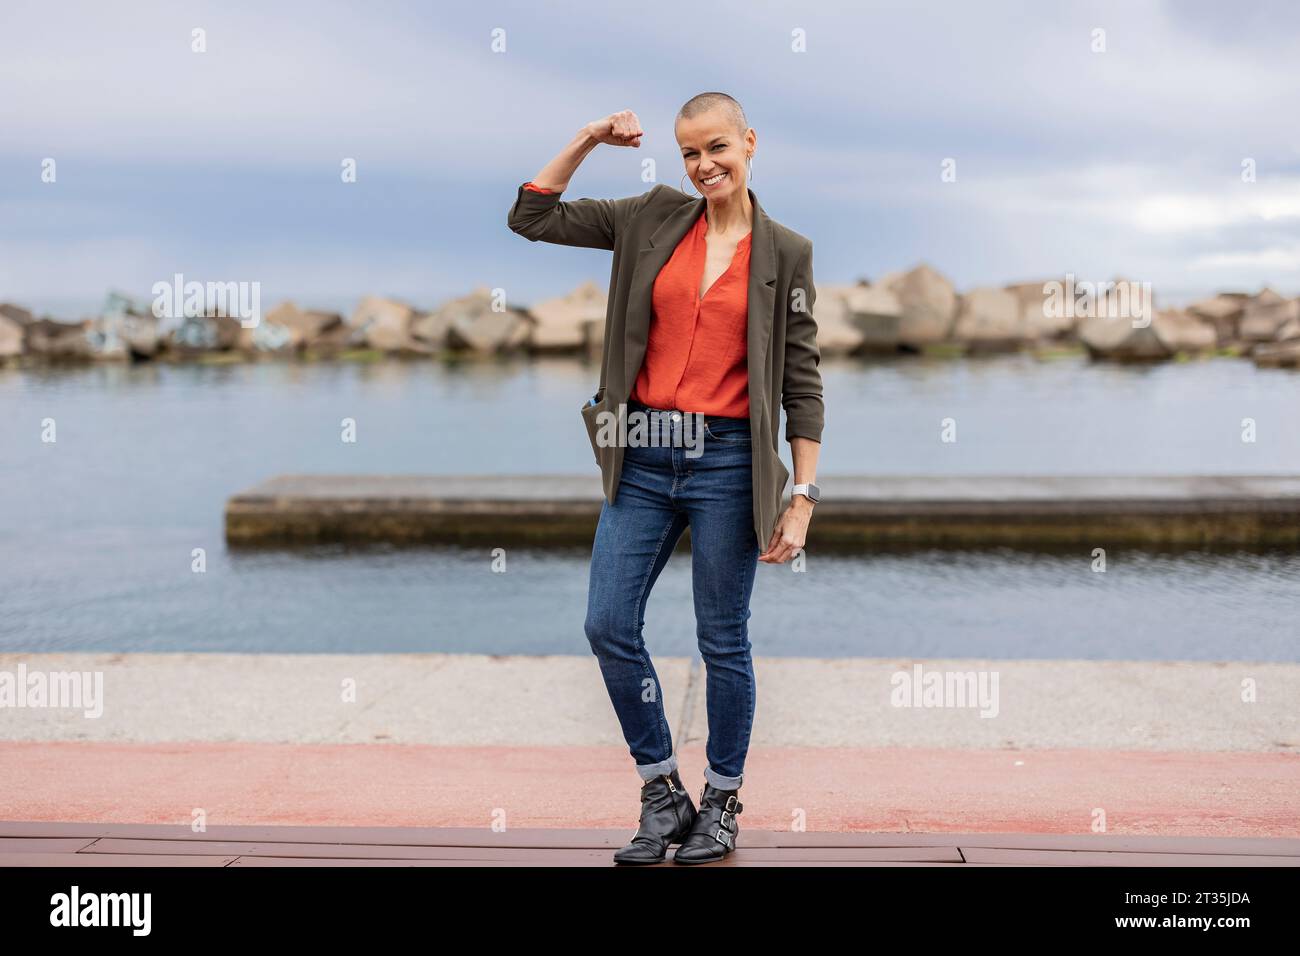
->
[[579, 386, 607, 468]]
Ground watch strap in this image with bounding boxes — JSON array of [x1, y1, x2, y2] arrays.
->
[[792, 482, 820, 503]]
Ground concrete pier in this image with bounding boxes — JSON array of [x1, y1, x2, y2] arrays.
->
[[225, 473, 1300, 548]]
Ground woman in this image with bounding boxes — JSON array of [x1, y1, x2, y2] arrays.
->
[[507, 93, 824, 865]]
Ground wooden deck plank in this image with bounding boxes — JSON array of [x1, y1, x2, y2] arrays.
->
[[84, 841, 618, 863], [962, 847, 1300, 867], [228, 857, 607, 867], [81, 838, 963, 863], [3, 822, 1296, 856], [0, 837, 101, 854], [0, 822, 615, 847], [228, 857, 978, 867], [736, 830, 1300, 855], [1, 822, 1295, 866], [0, 852, 237, 867]]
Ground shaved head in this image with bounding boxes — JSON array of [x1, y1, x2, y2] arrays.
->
[[676, 92, 748, 138]]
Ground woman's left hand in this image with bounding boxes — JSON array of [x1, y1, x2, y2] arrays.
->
[[759, 499, 813, 563]]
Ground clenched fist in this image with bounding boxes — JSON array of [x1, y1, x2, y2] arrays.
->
[[585, 110, 643, 147]]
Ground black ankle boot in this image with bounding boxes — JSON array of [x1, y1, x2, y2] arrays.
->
[[671, 781, 742, 864], [612, 768, 697, 865]]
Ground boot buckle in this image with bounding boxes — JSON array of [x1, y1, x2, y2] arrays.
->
[[719, 810, 735, 830], [714, 828, 733, 849], [723, 795, 740, 813]]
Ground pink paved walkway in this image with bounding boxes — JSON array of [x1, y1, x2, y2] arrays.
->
[[4, 741, 1297, 836]]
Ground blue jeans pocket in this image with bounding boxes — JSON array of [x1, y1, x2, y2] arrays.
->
[[704, 418, 752, 445]]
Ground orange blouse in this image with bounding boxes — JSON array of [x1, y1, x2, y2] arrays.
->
[[632, 211, 750, 417], [523, 181, 751, 418]]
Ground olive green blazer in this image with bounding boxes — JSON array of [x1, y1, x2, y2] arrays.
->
[[507, 180, 824, 550]]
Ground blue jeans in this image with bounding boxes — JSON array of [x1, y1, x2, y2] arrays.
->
[[583, 398, 760, 790]]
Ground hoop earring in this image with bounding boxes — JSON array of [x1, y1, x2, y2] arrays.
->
[[680, 173, 699, 197]]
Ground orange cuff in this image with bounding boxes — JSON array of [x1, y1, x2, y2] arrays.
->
[[523, 181, 556, 194]]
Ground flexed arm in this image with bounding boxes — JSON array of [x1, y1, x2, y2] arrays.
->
[[531, 109, 643, 192], [507, 110, 653, 250]]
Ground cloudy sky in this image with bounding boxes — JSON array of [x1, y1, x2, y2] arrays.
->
[[1, 0, 1297, 317]]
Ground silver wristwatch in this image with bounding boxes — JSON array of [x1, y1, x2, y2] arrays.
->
[[792, 482, 821, 504]]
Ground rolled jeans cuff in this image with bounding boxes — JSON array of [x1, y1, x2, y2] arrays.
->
[[705, 766, 743, 790], [635, 755, 678, 781]]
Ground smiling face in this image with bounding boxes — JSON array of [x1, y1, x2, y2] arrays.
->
[[676, 109, 755, 201]]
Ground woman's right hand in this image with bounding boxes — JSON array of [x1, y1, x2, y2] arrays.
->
[[585, 110, 643, 147]]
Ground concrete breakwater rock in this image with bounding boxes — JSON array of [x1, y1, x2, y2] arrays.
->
[[2, 269, 1297, 368]]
